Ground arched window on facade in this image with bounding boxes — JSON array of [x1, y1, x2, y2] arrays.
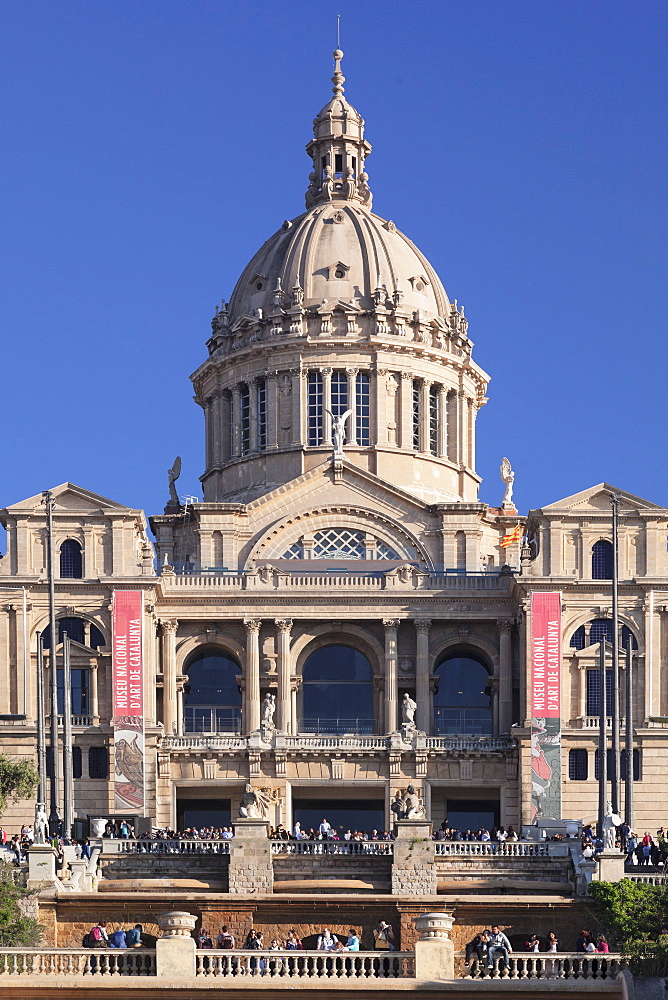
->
[[570, 619, 638, 651], [301, 645, 374, 735], [183, 648, 242, 734], [592, 540, 614, 579], [433, 654, 493, 735], [42, 617, 104, 723], [60, 539, 83, 578], [42, 617, 105, 649]]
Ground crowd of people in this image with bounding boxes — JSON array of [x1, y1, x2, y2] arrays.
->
[[579, 822, 668, 868], [464, 928, 609, 969]]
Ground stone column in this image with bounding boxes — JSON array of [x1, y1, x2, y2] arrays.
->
[[228, 818, 273, 894], [248, 378, 258, 452], [176, 682, 184, 736], [415, 620, 432, 734], [244, 619, 262, 733], [383, 619, 400, 734], [231, 386, 241, 457], [457, 389, 466, 466], [275, 619, 293, 734], [346, 367, 358, 444], [468, 398, 476, 470], [392, 819, 436, 895], [321, 367, 333, 445], [155, 911, 197, 980], [90, 662, 99, 725], [290, 368, 303, 445], [400, 372, 413, 449], [266, 370, 279, 449], [161, 620, 178, 737], [498, 619, 513, 734], [413, 912, 455, 981]]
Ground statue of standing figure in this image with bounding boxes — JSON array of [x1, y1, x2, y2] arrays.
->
[[326, 409, 353, 460], [602, 801, 621, 850], [34, 802, 48, 845], [401, 692, 417, 726], [261, 692, 276, 728], [500, 457, 515, 508], [167, 456, 182, 505]]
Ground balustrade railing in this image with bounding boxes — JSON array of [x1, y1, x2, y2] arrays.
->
[[424, 736, 515, 751], [271, 840, 393, 856], [284, 734, 390, 750], [103, 838, 231, 855], [435, 841, 548, 857], [629, 873, 668, 885], [0, 949, 157, 976], [195, 950, 414, 979], [163, 570, 511, 591], [455, 952, 623, 980]]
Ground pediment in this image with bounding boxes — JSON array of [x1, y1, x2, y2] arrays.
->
[[537, 483, 667, 516], [4, 482, 137, 515]]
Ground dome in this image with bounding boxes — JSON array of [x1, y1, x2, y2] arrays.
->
[[227, 204, 451, 324]]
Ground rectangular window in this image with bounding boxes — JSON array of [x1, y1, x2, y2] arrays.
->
[[356, 372, 370, 446], [568, 748, 588, 780], [307, 371, 323, 445], [412, 380, 421, 450], [256, 378, 267, 452], [429, 385, 439, 455], [89, 746, 109, 780], [73, 745, 82, 780], [334, 153, 343, 178], [586, 668, 613, 716], [331, 371, 348, 420], [57, 669, 90, 717], [621, 748, 641, 781], [239, 384, 250, 454]]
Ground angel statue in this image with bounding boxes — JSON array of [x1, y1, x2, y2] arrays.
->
[[500, 457, 515, 508], [238, 783, 271, 819], [167, 456, 182, 505], [326, 409, 353, 460]]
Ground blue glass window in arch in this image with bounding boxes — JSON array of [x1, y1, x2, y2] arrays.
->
[[42, 617, 105, 649], [592, 540, 614, 580], [60, 539, 83, 579], [301, 645, 374, 735], [184, 649, 242, 734], [434, 656, 492, 735]]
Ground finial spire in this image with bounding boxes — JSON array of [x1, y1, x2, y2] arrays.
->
[[332, 47, 345, 98]]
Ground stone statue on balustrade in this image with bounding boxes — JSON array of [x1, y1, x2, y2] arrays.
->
[[500, 457, 515, 509], [391, 784, 426, 822], [238, 783, 270, 819], [602, 800, 622, 850], [401, 692, 417, 727], [260, 692, 276, 742], [34, 802, 48, 845]]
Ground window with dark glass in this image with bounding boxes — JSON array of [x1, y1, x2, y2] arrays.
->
[[356, 373, 370, 446], [184, 649, 242, 734], [88, 747, 109, 779], [334, 153, 343, 178], [568, 748, 588, 780], [301, 645, 374, 735], [586, 669, 613, 716], [412, 381, 421, 450], [42, 617, 104, 649], [594, 748, 640, 781], [256, 378, 267, 451], [60, 539, 83, 579], [434, 656, 492, 735], [73, 745, 82, 780], [57, 668, 90, 717], [429, 385, 439, 455], [570, 620, 637, 651], [592, 540, 614, 579], [239, 384, 250, 454], [307, 371, 324, 445], [331, 371, 348, 426]]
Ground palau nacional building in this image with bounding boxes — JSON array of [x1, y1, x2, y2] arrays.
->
[[2, 48, 668, 842]]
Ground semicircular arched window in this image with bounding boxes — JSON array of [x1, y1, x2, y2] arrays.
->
[[301, 644, 374, 735], [60, 539, 83, 578], [592, 540, 613, 580], [434, 655, 492, 735], [281, 528, 399, 560], [184, 649, 242, 734]]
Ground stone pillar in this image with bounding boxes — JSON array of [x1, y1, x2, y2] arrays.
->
[[400, 373, 413, 449], [498, 619, 513, 734], [248, 378, 258, 452], [415, 620, 431, 734], [155, 911, 197, 980], [383, 619, 400, 734], [437, 386, 448, 458], [321, 367, 333, 445], [28, 845, 58, 889], [346, 367, 358, 445], [161, 620, 178, 737], [229, 818, 273, 894], [275, 619, 293, 734], [231, 386, 241, 457], [596, 850, 626, 883], [176, 682, 184, 736], [413, 912, 455, 981], [90, 663, 99, 725], [244, 619, 262, 733], [290, 368, 303, 445], [468, 398, 476, 471], [392, 819, 436, 895], [457, 389, 466, 466], [266, 370, 279, 449]]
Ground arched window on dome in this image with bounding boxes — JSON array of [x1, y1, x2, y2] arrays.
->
[[301, 645, 374, 735], [433, 654, 493, 735], [280, 528, 400, 561], [60, 539, 82, 579], [183, 649, 242, 734], [592, 540, 614, 579]]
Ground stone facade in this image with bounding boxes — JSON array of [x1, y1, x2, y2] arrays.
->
[[0, 50, 666, 838]]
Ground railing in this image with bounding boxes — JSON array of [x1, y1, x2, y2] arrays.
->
[[0, 949, 157, 976], [284, 734, 390, 750], [103, 838, 231, 854], [162, 570, 512, 592], [434, 708, 493, 737], [629, 873, 668, 885], [184, 706, 242, 735], [299, 719, 378, 736], [271, 840, 393, 856], [162, 735, 248, 750], [195, 950, 414, 979], [579, 717, 619, 729], [435, 841, 548, 857], [455, 952, 623, 980], [56, 715, 92, 727], [424, 736, 515, 751]]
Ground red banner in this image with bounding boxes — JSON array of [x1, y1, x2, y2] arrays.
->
[[530, 591, 562, 822], [112, 591, 145, 814]]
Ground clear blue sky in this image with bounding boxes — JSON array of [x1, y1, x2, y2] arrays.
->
[[1, 0, 666, 527]]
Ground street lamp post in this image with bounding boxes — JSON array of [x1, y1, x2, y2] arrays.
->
[[610, 493, 621, 816], [42, 490, 61, 836]]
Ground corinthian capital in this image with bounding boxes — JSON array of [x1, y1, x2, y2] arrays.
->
[[383, 618, 401, 630], [274, 619, 293, 634], [244, 619, 262, 633]]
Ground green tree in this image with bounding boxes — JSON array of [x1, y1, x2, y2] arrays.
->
[[589, 879, 668, 975], [0, 869, 43, 947], [0, 755, 38, 816]]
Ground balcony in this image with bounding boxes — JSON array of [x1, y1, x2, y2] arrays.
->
[[159, 732, 516, 752], [184, 706, 242, 735]]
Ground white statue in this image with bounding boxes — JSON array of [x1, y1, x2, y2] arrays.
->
[[500, 457, 515, 508], [238, 783, 270, 819], [34, 802, 48, 845], [261, 692, 276, 727], [401, 692, 417, 726], [602, 801, 621, 850], [326, 408, 353, 460], [403, 783, 426, 820]]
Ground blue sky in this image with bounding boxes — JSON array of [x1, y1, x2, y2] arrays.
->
[[1, 0, 666, 526]]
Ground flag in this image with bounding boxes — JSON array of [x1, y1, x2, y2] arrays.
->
[[500, 524, 522, 548]]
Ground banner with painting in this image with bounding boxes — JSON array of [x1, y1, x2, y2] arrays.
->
[[530, 591, 562, 821], [112, 590, 145, 813]]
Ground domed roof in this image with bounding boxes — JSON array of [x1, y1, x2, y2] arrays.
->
[[228, 204, 451, 322]]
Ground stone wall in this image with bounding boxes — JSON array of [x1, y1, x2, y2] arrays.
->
[[273, 854, 391, 891], [391, 827, 437, 896]]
